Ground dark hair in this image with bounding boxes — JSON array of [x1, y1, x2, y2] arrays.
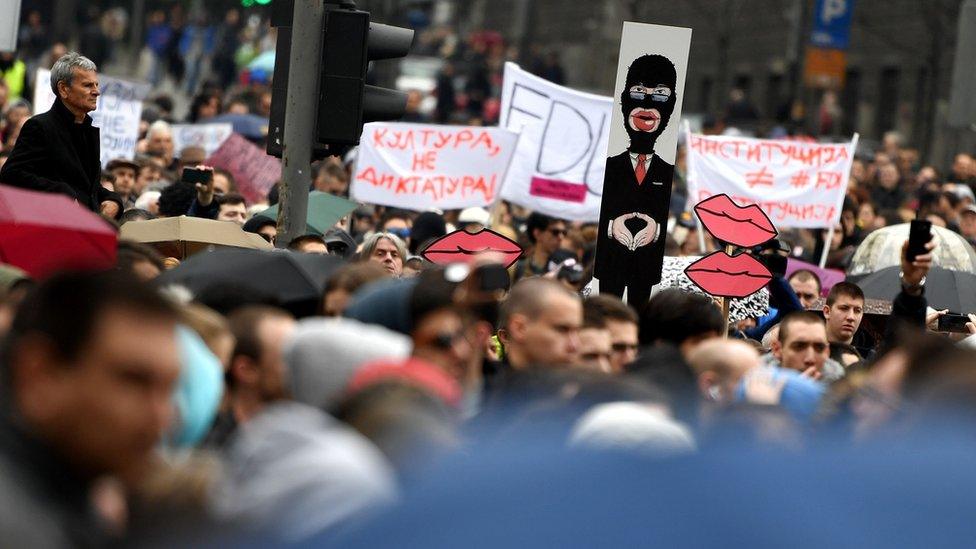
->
[[788, 269, 822, 293], [116, 240, 165, 273], [826, 281, 864, 306], [778, 311, 825, 343], [213, 168, 237, 192], [119, 208, 155, 224], [380, 209, 412, 231], [323, 262, 388, 295], [215, 192, 246, 208], [287, 234, 327, 251], [225, 305, 293, 388], [194, 283, 280, 317], [525, 212, 560, 244], [2, 271, 177, 381], [267, 183, 280, 206], [409, 268, 460, 329], [581, 298, 607, 330], [188, 92, 220, 123], [157, 181, 196, 217], [584, 294, 638, 325], [639, 289, 723, 346]]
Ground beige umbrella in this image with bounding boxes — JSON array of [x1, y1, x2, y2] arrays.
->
[[120, 216, 273, 259], [847, 223, 976, 277]]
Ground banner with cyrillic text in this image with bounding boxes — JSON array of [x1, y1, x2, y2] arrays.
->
[[352, 122, 518, 211], [685, 132, 858, 229], [498, 62, 613, 222], [171, 123, 234, 158], [34, 69, 150, 168]]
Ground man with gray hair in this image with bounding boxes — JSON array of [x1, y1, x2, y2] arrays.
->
[[0, 52, 123, 218]]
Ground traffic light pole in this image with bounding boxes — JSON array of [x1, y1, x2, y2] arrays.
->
[[276, 0, 325, 248]]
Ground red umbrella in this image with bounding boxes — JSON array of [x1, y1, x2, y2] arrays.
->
[[0, 185, 117, 278]]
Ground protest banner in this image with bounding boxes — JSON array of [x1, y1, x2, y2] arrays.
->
[[171, 124, 234, 157], [352, 122, 518, 211], [685, 131, 859, 230], [498, 62, 613, 222], [207, 133, 282, 205], [33, 69, 149, 168], [0, 0, 20, 52], [593, 22, 692, 307]]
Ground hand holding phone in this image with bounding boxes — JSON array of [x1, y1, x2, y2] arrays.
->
[[906, 219, 932, 262], [937, 312, 972, 333], [183, 166, 215, 206]]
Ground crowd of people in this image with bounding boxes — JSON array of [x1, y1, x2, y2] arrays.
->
[[2, 6, 976, 547]]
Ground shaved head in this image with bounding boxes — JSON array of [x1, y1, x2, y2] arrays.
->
[[499, 278, 579, 328]]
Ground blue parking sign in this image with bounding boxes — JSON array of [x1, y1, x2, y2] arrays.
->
[[810, 0, 856, 50]]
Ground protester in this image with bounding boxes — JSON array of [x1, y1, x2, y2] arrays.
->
[[822, 282, 866, 362], [497, 277, 581, 370], [0, 52, 123, 218], [638, 289, 723, 358], [0, 272, 181, 546], [576, 300, 613, 374], [764, 311, 845, 382], [787, 269, 822, 310], [514, 212, 567, 279], [359, 232, 407, 277], [205, 305, 295, 447], [584, 295, 640, 373]]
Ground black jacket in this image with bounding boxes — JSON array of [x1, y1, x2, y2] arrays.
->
[[594, 151, 673, 285], [0, 98, 123, 216]]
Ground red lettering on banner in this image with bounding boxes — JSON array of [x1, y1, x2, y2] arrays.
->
[[745, 166, 774, 188], [411, 150, 437, 171], [790, 171, 811, 189], [472, 131, 502, 156], [372, 128, 388, 148], [455, 130, 474, 148], [815, 171, 842, 190]]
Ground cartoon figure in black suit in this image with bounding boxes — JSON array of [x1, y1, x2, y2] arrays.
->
[[595, 54, 677, 307]]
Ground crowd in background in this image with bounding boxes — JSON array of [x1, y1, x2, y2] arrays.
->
[[2, 5, 976, 547]]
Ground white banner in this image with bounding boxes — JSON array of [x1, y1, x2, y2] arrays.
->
[[0, 0, 20, 52], [172, 123, 234, 157], [498, 62, 612, 222], [34, 69, 150, 168], [686, 131, 858, 229], [352, 122, 519, 211]]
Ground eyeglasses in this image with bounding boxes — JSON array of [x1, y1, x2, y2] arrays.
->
[[629, 85, 672, 102]]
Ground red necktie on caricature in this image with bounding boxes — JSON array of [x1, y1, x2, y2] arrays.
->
[[635, 153, 647, 184]]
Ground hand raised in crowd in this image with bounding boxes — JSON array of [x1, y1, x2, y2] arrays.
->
[[99, 200, 120, 219], [611, 213, 635, 248], [190, 165, 216, 206], [900, 239, 935, 294], [800, 366, 822, 381]]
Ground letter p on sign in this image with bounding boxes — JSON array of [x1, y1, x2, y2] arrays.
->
[[821, 0, 848, 23]]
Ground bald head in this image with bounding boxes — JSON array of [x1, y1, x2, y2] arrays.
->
[[499, 277, 579, 328], [688, 339, 760, 404]]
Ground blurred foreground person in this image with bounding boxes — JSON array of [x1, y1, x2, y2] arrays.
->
[[585, 295, 639, 373], [638, 289, 723, 358], [0, 271, 180, 546]]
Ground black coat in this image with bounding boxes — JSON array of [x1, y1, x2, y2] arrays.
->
[[0, 98, 122, 215], [594, 151, 673, 286]]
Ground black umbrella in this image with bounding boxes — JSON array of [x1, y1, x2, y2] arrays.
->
[[157, 248, 344, 317], [849, 266, 976, 313]]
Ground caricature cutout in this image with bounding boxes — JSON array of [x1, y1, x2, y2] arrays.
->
[[594, 54, 679, 306]]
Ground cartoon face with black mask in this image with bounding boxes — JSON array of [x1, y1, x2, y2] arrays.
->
[[621, 54, 678, 154], [594, 53, 680, 307]]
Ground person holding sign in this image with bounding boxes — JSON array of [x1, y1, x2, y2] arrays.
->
[[0, 53, 123, 219], [595, 54, 679, 307]]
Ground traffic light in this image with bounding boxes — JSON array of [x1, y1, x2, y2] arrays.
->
[[266, 1, 414, 158], [316, 7, 414, 148]]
